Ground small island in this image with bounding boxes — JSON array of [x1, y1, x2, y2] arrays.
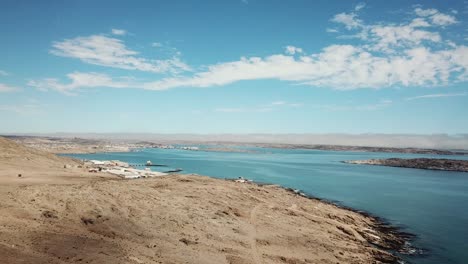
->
[[344, 158, 468, 172]]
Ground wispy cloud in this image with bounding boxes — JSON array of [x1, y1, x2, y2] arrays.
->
[[50, 34, 191, 74], [215, 101, 303, 113], [0, 70, 9, 76], [355, 3, 366, 11], [28, 72, 137, 95], [284, 45, 303, 55], [151, 42, 163, 48], [215, 107, 273, 113], [0, 83, 20, 93], [0, 99, 44, 115], [269, 101, 303, 107], [414, 8, 457, 26], [215, 108, 248, 113], [406, 92, 467, 100], [271, 101, 286, 105], [313, 99, 392, 111], [332, 12, 362, 30], [33, 5, 467, 94], [111, 28, 127, 36]]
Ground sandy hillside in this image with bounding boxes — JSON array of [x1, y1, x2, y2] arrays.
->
[[0, 136, 402, 263], [0, 136, 111, 184]]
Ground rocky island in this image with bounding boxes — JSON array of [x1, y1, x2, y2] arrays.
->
[[345, 158, 468, 172], [257, 143, 468, 155]]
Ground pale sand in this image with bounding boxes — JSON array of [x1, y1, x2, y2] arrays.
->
[[0, 137, 403, 263]]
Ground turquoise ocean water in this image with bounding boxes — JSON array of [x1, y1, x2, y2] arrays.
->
[[65, 147, 468, 264]]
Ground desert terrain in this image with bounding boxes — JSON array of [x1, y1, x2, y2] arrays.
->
[[0, 136, 407, 263]]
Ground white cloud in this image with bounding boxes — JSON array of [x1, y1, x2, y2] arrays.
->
[[269, 101, 303, 107], [326, 28, 339, 33], [313, 99, 392, 111], [0, 83, 19, 92], [214, 101, 302, 113], [285, 46, 303, 55], [0, 70, 8, 76], [28, 72, 136, 95], [332, 7, 458, 53], [430, 13, 457, 26], [215, 107, 272, 113], [414, 8, 457, 25], [152, 42, 163, 47], [409, 18, 431, 28], [215, 108, 246, 113], [50, 34, 191, 74], [367, 23, 441, 52], [355, 3, 366, 11], [414, 8, 438, 17], [406, 92, 467, 100], [142, 44, 467, 90], [111, 28, 127, 36], [0, 102, 43, 115], [271, 101, 286, 105], [33, 5, 467, 94], [32, 43, 468, 93], [332, 12, 362, 29]]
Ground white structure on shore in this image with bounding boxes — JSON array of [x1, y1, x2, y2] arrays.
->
[[86, 160, 166, 179]]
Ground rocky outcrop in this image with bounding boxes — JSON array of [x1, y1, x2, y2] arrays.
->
[[345, 158, 468, 172]]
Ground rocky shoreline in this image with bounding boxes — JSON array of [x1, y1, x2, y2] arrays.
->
[[229, 177, 423, 263], [1, 135, 425, 263], [282, 187, 424, 263], [344, 158, 468, 172]]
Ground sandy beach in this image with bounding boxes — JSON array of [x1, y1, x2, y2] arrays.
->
[[0, 136, 408, 263]]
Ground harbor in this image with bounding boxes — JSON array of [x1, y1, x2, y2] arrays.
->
[[85, 159, 182, 179]]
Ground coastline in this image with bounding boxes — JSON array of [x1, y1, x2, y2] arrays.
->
[[0, 135, 422, 263], [275, 183, 421, 260], [0, 137, 426, 263], [0, 174, 413, 264]]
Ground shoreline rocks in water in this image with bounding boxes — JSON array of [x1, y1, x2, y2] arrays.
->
[[344, 158, 468, 172]]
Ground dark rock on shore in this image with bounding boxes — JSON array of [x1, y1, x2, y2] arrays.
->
[[259, 143, 468, 155], [345, 158, 468, 172]]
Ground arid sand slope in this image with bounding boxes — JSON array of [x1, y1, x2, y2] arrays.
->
[[0, 136, 111, 185], [0, 176, 400, 264], [0, 137, 401, 264]]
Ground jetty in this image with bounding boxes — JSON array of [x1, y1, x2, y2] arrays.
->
[[85, 160, 170, 179], [131, 164, 168, 167]]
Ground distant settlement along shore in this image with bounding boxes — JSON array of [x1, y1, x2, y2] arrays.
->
[[3, 135, 468, 155]]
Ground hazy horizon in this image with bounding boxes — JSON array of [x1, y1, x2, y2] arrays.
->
[[3, 132, 468, 150]]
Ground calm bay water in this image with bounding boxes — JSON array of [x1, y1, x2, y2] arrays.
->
[[65, 147, 468, 264]]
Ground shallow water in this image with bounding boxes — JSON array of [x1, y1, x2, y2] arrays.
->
[[66, 147, 468, 264]]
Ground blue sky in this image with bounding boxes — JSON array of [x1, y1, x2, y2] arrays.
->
[[0, 0, 467, 134]]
